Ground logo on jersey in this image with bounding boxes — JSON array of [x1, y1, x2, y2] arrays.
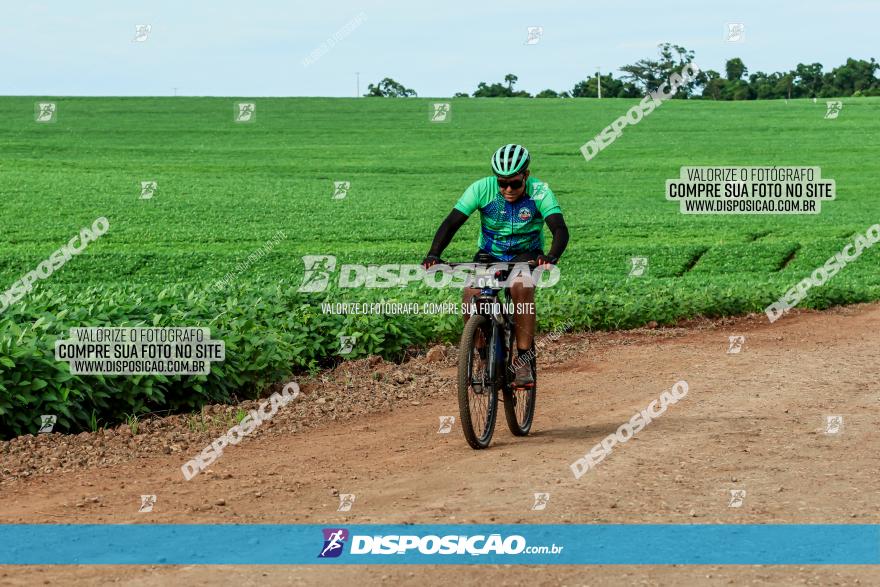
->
[[319, 528, 349, 558], [518, 207, 533, 221]]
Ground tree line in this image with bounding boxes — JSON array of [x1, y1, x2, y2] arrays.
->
[[364, 43, 880, 99]]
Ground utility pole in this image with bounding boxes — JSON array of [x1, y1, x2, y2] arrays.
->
[[172, 87, 178, 97], [356, 72, 360, 97], [596, 67, 601, 99]]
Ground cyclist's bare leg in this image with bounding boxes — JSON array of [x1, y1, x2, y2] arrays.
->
[[462, 287, 484, 349], [510, 278, 535, 350]]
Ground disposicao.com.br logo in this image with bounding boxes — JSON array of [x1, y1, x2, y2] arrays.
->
[[318, 528, 563, 558], [298, 255, 560, 292]]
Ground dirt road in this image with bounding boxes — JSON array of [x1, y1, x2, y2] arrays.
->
[[2, 304, 879, 585]]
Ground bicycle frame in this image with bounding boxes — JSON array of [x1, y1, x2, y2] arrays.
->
[[469, 287, 515, 391]]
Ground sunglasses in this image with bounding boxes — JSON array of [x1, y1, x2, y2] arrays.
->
[[497, 178, 524, 190]]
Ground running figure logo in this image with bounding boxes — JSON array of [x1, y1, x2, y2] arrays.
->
[[525, 26, 543, 45], [235, 102, 256, 123], [728, 489, 746, 508], [824, 101, 843, 119], [140, 181, 157, 200], [133, 24, 152, 42], [139, 495, 157, 513], [629, 256, 648, 277], [726, 23, 744, 43], [298, 255, 337, 293], [318, 528, 349, 558], [332, 181, 350, 200], [35, 102, 57, 123], [430, 103, 450, 123], [38, 415, 57, 433], [825, 415, 843, 435], [338, 335, 356, 355], [337, 494, 356, 512], [727, 335, 745, 354], [531, 181, 550, 202], [437, 416, 455, 434], [531, 492, 550, 510]]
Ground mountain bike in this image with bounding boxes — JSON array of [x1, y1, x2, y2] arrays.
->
[[441, 262, 538, 449]]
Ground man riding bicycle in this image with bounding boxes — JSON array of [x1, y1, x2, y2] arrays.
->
[[422, 144, 570, 388]]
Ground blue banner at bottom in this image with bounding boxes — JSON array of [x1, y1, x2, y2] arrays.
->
[[1, 524, 877, 565]]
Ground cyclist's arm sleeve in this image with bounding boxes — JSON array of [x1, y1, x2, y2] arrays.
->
[[534, 183, 567, 258], [428, 209, 469, 257], [545, 213, 569, 260]]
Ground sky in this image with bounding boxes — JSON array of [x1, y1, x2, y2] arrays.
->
[[2, 0, 878, 97]]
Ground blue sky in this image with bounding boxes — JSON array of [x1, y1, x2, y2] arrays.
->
[[2, 0, 877, 97]]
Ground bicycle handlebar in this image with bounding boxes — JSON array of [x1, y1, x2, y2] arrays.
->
[[432, 261, 538, 268]]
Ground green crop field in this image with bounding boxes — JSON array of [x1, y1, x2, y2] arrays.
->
[[1, 96, 879, 437]]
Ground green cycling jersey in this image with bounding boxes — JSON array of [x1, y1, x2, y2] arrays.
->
[[453, 176, 562, 261]]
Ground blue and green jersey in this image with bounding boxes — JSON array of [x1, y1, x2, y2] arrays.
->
[[453, 176, 562, 261]]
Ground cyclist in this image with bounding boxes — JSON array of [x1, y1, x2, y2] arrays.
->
[[422, 144, 569, 388]]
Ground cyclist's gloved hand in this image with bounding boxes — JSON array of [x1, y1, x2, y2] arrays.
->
[[422, 254, 443, 269], [536, 254, 558, 268]]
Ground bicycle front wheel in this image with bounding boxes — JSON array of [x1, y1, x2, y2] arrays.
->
[[457, 315, 498, 449]]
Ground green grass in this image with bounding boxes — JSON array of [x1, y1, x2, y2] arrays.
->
[[1, 96, 879, 436]]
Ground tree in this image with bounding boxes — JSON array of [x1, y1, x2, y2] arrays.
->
[[453, 92, 470, 98], [725, 58, 747, 81], [571, 72, 639, 98], [472, 75, 532, 97], [793, 62, 824, 97], [473, 81, 508, 97], [461, 51, 878, 102], [363, 77, 417, 97], [775, 73, 794, 100], [620, 55, 663, 93], [699, 70, 725, 100], [727, 80, 754, 100], [569, 78, 591, 97], [748, 71, 784, 100], [620, 43, 698, 97], [826, 58, 879, 95]]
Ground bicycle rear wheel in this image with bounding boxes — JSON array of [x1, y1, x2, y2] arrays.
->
[[457, 315, 498, 449], [503, 336, 536, 436]]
